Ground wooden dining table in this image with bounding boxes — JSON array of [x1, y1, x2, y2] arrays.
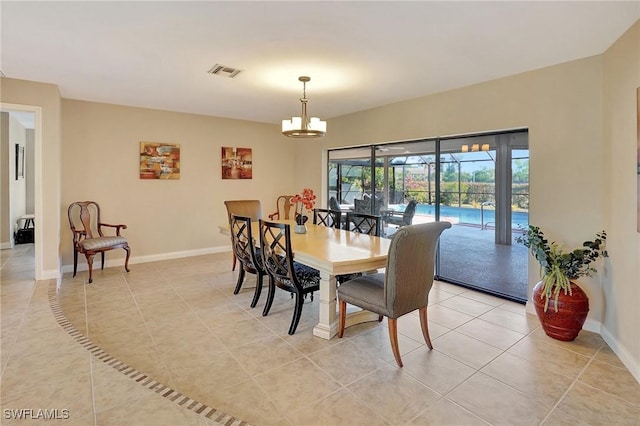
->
[[222, 220, 391, 339]]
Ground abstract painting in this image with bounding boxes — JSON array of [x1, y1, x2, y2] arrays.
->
[[222, 147, 252, 179], [140, 142, 180, 179]]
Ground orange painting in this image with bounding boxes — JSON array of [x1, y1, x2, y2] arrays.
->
[[222, 147, 252, 179], [139, 142, 180, 180]]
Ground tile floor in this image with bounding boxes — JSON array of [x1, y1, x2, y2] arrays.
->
[[1, 244, 639, 425]]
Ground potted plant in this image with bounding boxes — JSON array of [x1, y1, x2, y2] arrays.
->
[[291, 188, 316, 234], [516, 225, 608, 341]]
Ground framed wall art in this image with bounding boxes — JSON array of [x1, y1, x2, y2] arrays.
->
[[15, 144, 24, 180], [139, 142, 180, 179], [222, 146, 252, 179]]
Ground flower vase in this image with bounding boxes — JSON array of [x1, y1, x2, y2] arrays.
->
[[294, 224, 307, 234]]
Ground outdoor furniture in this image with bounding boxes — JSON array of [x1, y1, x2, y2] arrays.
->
[[337, 221, 451, 367], [67, 201, 130, 284], [385, 200, 418, 228]]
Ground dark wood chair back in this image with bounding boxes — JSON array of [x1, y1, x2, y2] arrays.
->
[[230, 214, 266, 307], [345, 212, 380, 236], [313, 208, 341, 229], [268, 195, 295, 220]]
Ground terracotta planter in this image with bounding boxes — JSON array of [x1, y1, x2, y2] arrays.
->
[[532, 280, 589, 341]]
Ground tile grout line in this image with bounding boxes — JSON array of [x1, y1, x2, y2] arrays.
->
[[47, 280, 252, 426]]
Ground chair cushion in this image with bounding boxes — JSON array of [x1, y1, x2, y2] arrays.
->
[[81, 236, 127, 251], [337, 273, 390, 317]]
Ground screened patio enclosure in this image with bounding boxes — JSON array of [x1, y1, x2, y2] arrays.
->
[[328, 130, 529, 302]]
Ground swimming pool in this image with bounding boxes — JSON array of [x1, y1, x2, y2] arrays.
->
[[393, 203, 529, 229]]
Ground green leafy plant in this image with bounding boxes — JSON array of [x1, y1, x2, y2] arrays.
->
[[516, 225, 608, 312]]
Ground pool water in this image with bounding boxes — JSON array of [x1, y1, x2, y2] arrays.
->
[[394, 203, 529, 229]]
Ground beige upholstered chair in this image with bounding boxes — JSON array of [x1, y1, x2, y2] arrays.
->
[[267, 195, 295, 220], [337, 221, 451, 367], [68, 201, 131, 284], [224, 200, 262, 271]]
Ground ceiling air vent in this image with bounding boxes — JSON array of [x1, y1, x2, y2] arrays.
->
[[207, 64, 242, 78]]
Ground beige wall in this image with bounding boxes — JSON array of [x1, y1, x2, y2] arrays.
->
[[297, 46, 639, 378], [61, 100, 294, 267], [1, 112, 9, 247], [602, 20, 640, 380], [1, 77, 61, 278]]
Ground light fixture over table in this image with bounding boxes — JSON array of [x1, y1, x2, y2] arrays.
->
[[282, 76, 326, 138]]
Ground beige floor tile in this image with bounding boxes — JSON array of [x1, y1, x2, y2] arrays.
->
[[456, 318, 526, 350], [276, 323, 342, 355], [408, 398, 490, 425], [401, 346, 476, 395], [432, 330, 502, 369], [578, 359, 640, 406], [254, 357, 342, 413], [347, 364, 441, 424], [448, 372, 551, 425], [459, 290, 507, 307], [230, 333, 303, 376], [287, 388, 391, 426], [348, 322, 424, 364], [397, 313, 451, 343], [529, 327, 604, 358], [438, 295, 495, 317], [207, 378, 285, 425], [541, 409, 591, 426], [594, 342, 627, 369], [481, 351, 574, 406], [555, 381, 640, 425], [211, 317, 276, 349], [507, 335, 590, 379], [479, 306, 540, 334], [426, 304, 475, 329], [308, 339, 388, 386]]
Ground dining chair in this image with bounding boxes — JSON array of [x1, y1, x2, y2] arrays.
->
[[267, 195, 295, 220], [230, 214, 266, 308], [67, 201, 131, 284], [313, 208, 341, 229], [337, 221, 452, 367], [258, 219, 320, 335], [337, 212, 381, 285], [224, 200, 262, 271], [345, 212, 380, 236]]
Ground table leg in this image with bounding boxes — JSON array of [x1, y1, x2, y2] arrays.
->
[[313, 270, 338, 339]]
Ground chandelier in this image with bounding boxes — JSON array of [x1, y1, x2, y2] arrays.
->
[[282, 76, 326, 138]]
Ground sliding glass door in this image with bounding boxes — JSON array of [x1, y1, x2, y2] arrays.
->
[[328, 130, 529, 302]]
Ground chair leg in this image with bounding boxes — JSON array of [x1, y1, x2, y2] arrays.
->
[[419, 306, 433, 350], [73, 249, 78, 277], [100, 251, 105, 270], [123, 245, 131, 273], [288, 292, 304, 335], [233, 267, 245, 295], [388, 318, 403, 367], [250, 272, 264, 308], [86, 254, 94, 284], [232, 252, 237, 271], [338, 299, 347, 338], [262, 277, 276, 317]]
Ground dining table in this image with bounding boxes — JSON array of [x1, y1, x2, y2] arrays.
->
[[221, 220, 391, 339]]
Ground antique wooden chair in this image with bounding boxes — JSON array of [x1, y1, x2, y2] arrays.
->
[[338, 222, 451, 367], [67, 201, 130, 283], [224, 200, 262, 271], [267, 195, 295, 220]]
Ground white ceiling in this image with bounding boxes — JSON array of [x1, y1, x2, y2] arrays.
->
[[1, 1, 639, 126]]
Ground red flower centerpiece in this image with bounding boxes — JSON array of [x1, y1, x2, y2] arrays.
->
[[291, 188, 316, 231]]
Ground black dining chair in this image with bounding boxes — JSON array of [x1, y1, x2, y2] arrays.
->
[[258, 220, 321, 335], [313, 208, 341, 229], [230, 214, 267, 308], [337, 212, 382, 285]]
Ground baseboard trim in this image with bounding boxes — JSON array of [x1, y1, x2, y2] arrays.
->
[[1, 241, 14, 249], [61, 245, 231, 274], [600, 325, 640, 383]]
